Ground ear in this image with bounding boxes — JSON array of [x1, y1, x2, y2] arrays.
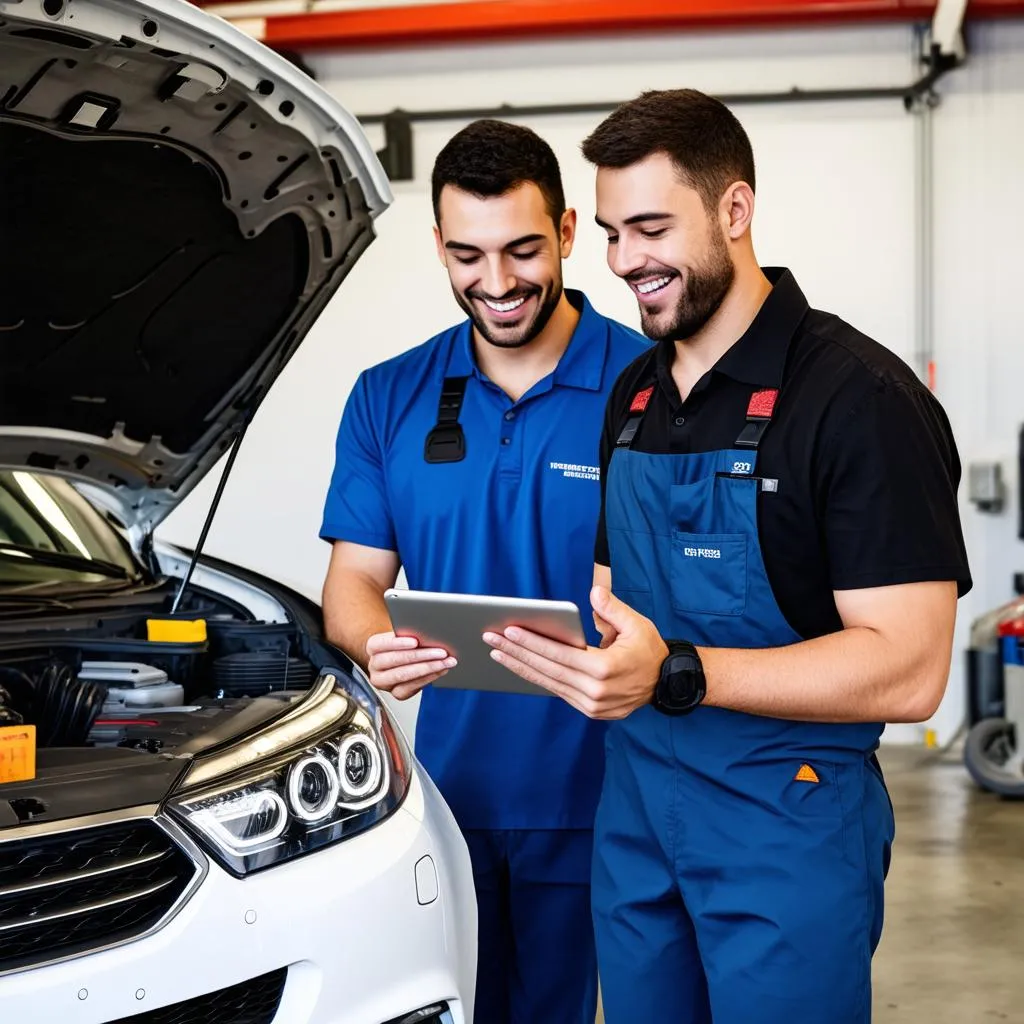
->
[[559, 207, 578, 259], [433, 223, 448, 269], [721, 182, 755, 241]]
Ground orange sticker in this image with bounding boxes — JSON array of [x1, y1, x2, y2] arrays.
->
[[0, 725, 36, 785]]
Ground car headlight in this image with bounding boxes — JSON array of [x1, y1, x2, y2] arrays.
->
[[166, 672, 411, 876]]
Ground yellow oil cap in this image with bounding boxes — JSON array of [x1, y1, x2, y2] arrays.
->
[[147, 618, 207, 644]]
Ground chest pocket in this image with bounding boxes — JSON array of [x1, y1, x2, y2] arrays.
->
[[670, 530, 748, 617], [669, 478, 749, 618]]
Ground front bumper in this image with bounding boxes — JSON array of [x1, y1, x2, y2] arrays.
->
[[0, 770, 477, 1024]]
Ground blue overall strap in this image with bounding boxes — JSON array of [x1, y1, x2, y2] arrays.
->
[[424, 375, 469, 463]]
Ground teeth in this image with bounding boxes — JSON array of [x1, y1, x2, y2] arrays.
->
[[484, 296, 527, 313], [636, 276, 672, 295]]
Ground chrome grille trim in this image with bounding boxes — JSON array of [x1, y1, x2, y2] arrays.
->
[[0, 811, 208, 977], [0, 876, 177, 933], [0, 848, 171, 897]]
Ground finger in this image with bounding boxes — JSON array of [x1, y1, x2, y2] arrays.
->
[[484, 627, 596, 674], [488, 648, 596, 715], [593, 613, 619, 650], [485, 635, 601, 701], [373, 657, 457, 691], [488, 643, 640, 721], [366, 632, 419, 655], [391, 670, 448, 701], [370, 647, 451, 672], [591, 586, 642, 635]]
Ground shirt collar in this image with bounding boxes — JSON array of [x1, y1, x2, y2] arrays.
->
[[655, 267, 809, 391], [444, 288, 610, 392]]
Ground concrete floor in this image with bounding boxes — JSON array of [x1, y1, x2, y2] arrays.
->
[[594, 744, 1024, 1023], [872, 744, 1023, 1022]]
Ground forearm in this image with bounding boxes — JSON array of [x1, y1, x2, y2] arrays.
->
[[323, 571, 393, 672], [698, 625, 952, 725]]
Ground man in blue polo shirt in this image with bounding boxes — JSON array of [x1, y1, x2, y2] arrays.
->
[[319, 119, 649, 1024]]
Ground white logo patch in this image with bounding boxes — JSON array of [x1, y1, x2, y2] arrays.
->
[[732, 461, 753, 474], [683, 546, 722, 559], [549, 461, 600, 482]]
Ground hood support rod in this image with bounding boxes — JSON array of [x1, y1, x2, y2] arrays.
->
[[170, 421, 250, 615]]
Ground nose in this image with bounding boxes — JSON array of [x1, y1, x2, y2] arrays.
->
[[609, 236, 645, 280], [481, 256, 518, 298]]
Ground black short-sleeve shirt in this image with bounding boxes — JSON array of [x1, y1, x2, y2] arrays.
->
[[594, 267, 972, 641]]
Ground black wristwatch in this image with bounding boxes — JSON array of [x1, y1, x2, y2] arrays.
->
[[651, 640, 706, 716]]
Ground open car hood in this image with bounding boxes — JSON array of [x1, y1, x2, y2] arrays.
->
[[0, 0, 391, 532]]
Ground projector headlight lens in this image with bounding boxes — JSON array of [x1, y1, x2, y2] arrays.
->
[[287, 752, 341, 823], [167, 675, 411, 876]]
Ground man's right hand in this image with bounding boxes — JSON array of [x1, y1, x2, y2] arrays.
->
[[365, 632, 457, 701]]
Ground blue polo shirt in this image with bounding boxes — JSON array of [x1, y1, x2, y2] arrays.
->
[[320, 290, 649, 830]]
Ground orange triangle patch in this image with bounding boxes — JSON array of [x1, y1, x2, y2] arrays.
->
[[795, 763, 820, 783]]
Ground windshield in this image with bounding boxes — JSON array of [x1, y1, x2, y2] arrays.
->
[[0, 471, 142, 587]]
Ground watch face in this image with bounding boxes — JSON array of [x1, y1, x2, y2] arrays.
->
[[659, 650, 703, 712], [666, 655, 698, 699]]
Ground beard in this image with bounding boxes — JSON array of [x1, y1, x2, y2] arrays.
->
[[453, 276, 564, 350], [636, 227, 735, 343]]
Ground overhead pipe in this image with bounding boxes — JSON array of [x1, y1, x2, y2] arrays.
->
[[192, 0, 1024, 51]]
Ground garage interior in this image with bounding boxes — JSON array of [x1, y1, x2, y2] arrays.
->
[[158, 2, 1024, 1020], [2, 0, 1023, 1020], [147, 1, 1024, 1020]]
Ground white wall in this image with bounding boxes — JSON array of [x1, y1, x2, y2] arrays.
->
[[157, 18, 1024, 746], [932, 22, 1024, 741]]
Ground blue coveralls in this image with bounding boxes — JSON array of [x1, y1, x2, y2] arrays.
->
[[594, 384, 896, 1023], [320, 290, 649, 1024]]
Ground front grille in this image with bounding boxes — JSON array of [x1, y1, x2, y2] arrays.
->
[[112, 968, 288, 1024], [0, 819, 198, 972]]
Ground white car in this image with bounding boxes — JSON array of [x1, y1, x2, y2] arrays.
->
[[0, 1, 478, 1022]]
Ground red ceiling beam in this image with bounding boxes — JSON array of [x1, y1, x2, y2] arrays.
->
[[238, 0, 1024, 51]]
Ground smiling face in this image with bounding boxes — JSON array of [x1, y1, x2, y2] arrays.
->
[[434, 182, 575, 350], [596, 152, 735, 343]]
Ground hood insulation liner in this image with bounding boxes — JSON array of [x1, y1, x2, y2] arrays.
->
[[0, 123, 309, 462]]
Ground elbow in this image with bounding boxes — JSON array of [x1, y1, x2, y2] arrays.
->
[[888, 660, 951, 724]]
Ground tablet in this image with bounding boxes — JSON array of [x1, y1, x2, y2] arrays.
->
[[383, 589, 587, 697]]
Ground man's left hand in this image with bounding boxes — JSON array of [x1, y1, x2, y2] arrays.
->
[[483, 585, 669, 719]]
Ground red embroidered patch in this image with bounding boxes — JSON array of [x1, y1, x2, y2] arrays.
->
[[747, 389, 778, 419], [630, 386, 654, 413]]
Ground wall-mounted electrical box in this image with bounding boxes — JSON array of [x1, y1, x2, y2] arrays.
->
[[969, 460, 1006, 513]]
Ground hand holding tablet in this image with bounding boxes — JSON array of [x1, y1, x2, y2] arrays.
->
[[383, 589, 587, 697], [363, 630, 459, 702]]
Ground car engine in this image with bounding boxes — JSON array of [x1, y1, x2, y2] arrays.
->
[[0, 596, 321, 757]]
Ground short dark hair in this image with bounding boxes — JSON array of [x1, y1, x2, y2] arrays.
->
[[581, 89, 755, 214], [431, 119, 566, 226]]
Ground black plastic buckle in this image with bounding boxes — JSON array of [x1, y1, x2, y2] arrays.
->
[[615, 413, 643, 449], [424, 424, 466, 463], [735, 418, 771, 449], [424, 376, 469, 463]]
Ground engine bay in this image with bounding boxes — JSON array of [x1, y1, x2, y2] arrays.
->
[[0, 583, 321, 759]]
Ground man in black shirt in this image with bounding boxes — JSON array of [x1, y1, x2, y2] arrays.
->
[[484, 89, 971, 1024]]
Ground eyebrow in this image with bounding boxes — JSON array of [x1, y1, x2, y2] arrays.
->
[[594, 212, 674, 230], [444, 233, 547, 253]]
